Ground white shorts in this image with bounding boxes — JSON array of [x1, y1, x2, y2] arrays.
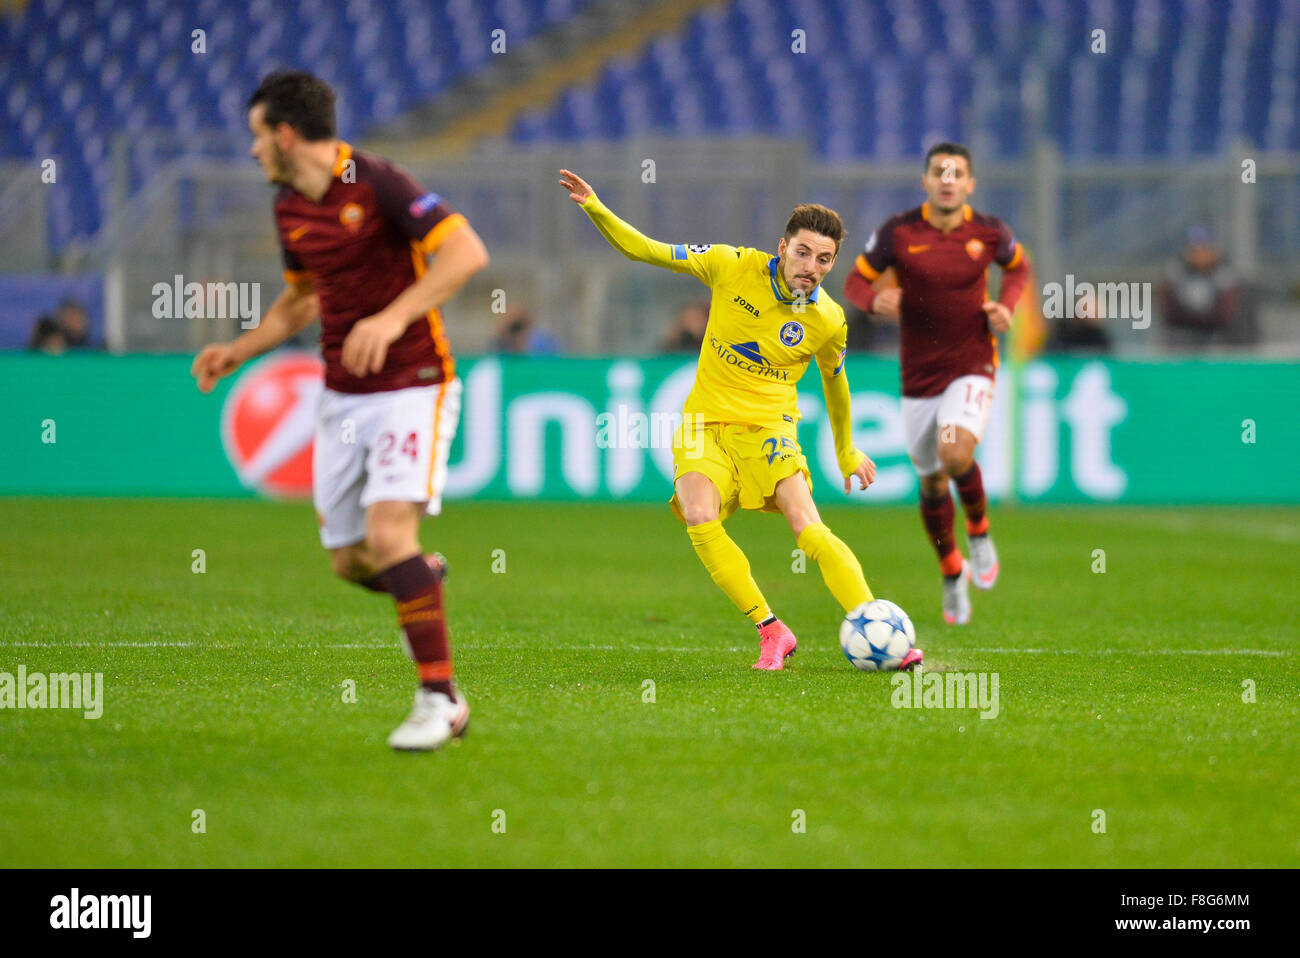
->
[[900, 375, 994, 475], [312, 379, 462, 549]]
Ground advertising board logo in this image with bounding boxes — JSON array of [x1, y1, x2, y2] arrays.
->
[[220, 352, 324, 498]]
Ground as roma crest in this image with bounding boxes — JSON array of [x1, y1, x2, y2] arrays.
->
[[339, 202, 364, 231]]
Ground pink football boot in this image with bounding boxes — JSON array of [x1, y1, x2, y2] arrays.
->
[[753, 619, 798, 670]]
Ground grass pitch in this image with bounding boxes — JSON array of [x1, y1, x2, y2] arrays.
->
[[1, 498, 1297, 867]]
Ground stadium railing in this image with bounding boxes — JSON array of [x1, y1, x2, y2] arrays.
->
[[57, 134, 1300, 356]]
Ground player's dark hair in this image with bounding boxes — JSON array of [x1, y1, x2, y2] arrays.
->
[[784, 203, 845, 252], [925, 141, 973, 172], [247, 71, 337, 141]]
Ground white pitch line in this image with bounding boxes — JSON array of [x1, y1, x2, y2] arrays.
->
[[323, 643, 747, 652], [0, 642, 1288, 658], [955, 647, 1290, 657], [311, 643, 1296, 657], [0, 641, 196, 648], [1107, 512, 1300, 544]]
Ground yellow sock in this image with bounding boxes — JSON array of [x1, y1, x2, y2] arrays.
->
[[797, 522, 873, 611], [687, 519, 772, 624]]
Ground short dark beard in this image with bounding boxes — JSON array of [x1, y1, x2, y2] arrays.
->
[[781, 262, 819, 296]]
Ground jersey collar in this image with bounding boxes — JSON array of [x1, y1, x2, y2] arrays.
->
[[921, 201, 973, 226], [332, 141, 353, 179], [767, 255, 819, 304]]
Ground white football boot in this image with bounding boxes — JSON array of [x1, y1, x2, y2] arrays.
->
[[942, 560, 972, 625], [968, 532, 999, 590], [387, 689, 470, 751]]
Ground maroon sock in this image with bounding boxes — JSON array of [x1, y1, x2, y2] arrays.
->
[[375, 555, 455, 699], [953, 463, 988, 532], [920, 492, 961, 574], [360, 554, 442, 593]]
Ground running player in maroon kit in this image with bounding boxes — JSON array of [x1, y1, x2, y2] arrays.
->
[[191, 72, 490, 749], [844, 143, 1027, 624]]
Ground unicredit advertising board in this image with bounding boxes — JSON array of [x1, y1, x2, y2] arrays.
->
[[1, 353, 1295, 504]]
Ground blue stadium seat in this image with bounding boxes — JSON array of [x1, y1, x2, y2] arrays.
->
[[3, 0, 1296, 252], [0, 0, 596, 250]]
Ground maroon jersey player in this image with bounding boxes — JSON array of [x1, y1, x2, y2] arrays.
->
[[844, 142, 1027, 625], [192, 72, 489, 750]]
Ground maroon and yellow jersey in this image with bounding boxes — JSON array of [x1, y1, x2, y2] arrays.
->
[[845, 203, 1027, 398], [274, 142, 466, 393]]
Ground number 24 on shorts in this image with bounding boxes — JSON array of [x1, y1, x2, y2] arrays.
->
[[377, 431, 419, 466]]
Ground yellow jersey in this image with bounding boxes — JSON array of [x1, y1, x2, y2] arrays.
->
[[581, 193, 863, 476]]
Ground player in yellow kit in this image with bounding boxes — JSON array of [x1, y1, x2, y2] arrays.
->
[[560, 168, 924, 671]]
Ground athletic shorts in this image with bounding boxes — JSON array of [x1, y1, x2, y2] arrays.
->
[[669, 417, 811, 524], [312, 379, 462, 549], [900, 374, 993, 475]]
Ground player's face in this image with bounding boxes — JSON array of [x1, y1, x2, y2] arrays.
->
[[778, 230, 838, 295], [922, 154, 975, 214], [248, 104, 291, 184]]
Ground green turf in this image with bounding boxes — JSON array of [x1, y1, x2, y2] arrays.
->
[[1, 498, 1297, 867]]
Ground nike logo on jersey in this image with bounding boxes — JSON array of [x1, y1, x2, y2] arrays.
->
[[289, 225, 310, 241], [907, 244, 930, 254]]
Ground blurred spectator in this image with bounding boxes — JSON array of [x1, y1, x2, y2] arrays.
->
[[490, 305, 562, 354], [660, 301, 709, 353], [55, 297, 94, 348], [1158, 227, 1256, 348], [27, 315, 68, 354], [1047, 285, 1110, 353]]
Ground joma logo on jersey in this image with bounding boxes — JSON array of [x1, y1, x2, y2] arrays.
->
[[732, 293, 760, 317], [708, 336, 788, 380]]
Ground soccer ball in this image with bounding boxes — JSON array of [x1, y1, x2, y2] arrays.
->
[[839, 599, 916, 672]]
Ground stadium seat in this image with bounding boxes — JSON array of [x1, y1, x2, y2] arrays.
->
[[0, 0, 597, 250], [2, 0, 1295, 252]]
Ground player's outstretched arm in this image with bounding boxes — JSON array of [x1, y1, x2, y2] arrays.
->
[[191, 282, 319, 393], [558, 168, 687, 270]]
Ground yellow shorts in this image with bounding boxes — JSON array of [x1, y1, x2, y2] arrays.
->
[[669, 419, 812, 524]]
